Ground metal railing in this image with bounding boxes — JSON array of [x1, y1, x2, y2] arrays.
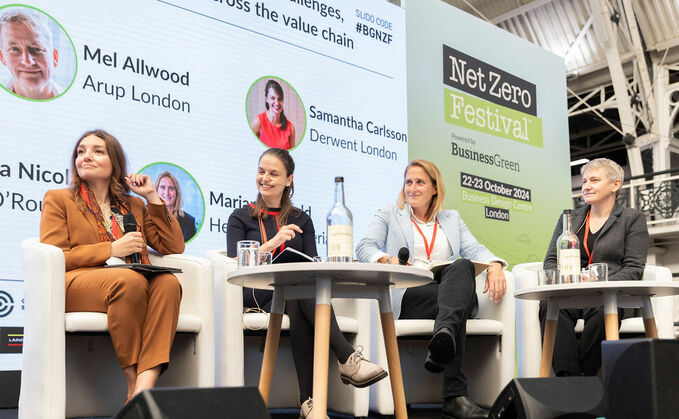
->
[[573, 169, 679, 227]]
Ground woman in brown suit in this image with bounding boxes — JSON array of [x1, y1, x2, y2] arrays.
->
[[40, 129, 185, 402]]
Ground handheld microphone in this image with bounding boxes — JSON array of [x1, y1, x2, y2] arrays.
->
[[398, 247, 409, 265], [123, 213, 141, 264]]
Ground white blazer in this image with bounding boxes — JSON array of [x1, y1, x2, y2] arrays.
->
[[356, 205, 505, 318]]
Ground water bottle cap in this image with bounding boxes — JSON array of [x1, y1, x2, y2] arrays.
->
[[334, 176, 344, 182], [563, 209, 572, 214]]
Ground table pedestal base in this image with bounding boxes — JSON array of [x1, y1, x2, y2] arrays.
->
[[540, 319, 557, 378], [312, 304, 331, 417], [380, 311, 407, 419], [259, 312, 283, 404]]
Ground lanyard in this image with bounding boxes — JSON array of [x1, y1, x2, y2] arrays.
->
[[256, 208, 285, 256], [583, 210, 593, 265], [411, 216, 437, 261]]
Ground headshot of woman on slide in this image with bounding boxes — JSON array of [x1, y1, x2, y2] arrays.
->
[[40, 129, 185, 404], [250, 79, 296, 150], [226, 148, 386, 418], [155, 171, 197, 242]]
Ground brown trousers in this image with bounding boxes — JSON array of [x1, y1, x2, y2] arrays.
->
[[65, 268, 182, 374]]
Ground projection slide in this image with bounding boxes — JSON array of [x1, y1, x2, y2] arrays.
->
[[0, 0, 406, 370]]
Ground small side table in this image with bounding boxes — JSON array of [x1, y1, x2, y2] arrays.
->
[[514, 280, 679, 377], [228, 262, 433, 418]]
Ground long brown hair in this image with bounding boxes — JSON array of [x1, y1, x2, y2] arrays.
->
[[264, 79, 288, 130], [156, 171, 184, 217], [69, 129, 129, 204], [249, 148, 300, 225], [397, 159, 446, 223]]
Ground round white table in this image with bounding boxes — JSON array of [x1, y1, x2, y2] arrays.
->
[[514, 280, 679, 377], [228, 262, 433, 419]]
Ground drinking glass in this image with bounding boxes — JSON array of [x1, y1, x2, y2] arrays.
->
[[237, 240, 260, 269], [259, 251, 272, 265], [588, 263, 608, 282], [538, 269, 559, 286]]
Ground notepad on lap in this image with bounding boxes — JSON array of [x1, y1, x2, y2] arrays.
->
[[428, 260, 489, 277]]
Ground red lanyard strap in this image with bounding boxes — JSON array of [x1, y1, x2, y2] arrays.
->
[[411, 216, 437, 261], [583, 210, 593, 265], [259, 213, 285, 256]]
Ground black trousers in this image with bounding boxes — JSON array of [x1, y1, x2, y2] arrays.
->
[[399, 259, 478, 398], [538, 302, 623, 376], [243, 288, 355, 403]]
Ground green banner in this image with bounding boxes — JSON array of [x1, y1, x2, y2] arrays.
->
[[444, 88, 543, 148], [407, 0, 571, 266]]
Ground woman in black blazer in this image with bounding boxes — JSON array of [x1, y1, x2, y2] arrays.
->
[[541, 158, 649, 376]]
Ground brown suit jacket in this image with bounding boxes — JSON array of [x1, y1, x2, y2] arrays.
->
[[40, 188, 185, 287]]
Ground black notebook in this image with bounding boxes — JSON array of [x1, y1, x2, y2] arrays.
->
[[272, 248, 314, 264], [104, 263, 182, 274]]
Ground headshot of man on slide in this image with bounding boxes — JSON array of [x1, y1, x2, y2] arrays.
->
[[0, 8, 61, 100]]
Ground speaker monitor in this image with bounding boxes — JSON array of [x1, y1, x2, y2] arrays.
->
[[489, 377, 605, 419], [602, 338, 679, 419], [113, 386, 270, 419]]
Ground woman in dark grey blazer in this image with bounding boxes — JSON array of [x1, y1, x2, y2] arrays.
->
[[540, 158, 649, 376]]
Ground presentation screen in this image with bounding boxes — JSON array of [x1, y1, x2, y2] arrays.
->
[[0, 0, 407, 370]]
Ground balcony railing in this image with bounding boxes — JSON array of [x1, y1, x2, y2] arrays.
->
[[573, 169, 679, 229]]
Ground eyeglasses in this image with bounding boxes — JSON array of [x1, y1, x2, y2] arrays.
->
[[4, 46, 48, 58]]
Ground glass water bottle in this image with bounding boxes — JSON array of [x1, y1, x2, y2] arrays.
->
[[557, 209, 580, 283], [326, 176, 353, 262]]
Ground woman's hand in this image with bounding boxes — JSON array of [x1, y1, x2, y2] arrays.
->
[[378, 255, 410, 265], [125, 173, 162, 204], [111, 232, 145, 258], [261, 224, 303, 252], [483, 262, 506, 303]]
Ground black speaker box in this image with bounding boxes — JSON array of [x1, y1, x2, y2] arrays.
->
[[602, 338, 679, 419], [489, 377, 605, 419], [113, 386, 270, 419]]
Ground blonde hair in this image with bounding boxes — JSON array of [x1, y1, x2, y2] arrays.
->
[[397, 159, 445, 222], [581, 158, 624, 198], [155, 171, 184, 217]]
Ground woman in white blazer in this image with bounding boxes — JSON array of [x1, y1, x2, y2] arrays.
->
[[356, 159, 506, 419]]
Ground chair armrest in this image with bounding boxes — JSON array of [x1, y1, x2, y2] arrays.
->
[[205, 250, 242, 386], [642, 265, 674, 338], [475, 269, 515, 385], [512, 262, 542, 377], [148, 253, 214, 324], [149, 253, 215, 386], [20, 238, 67, 418], [475, 269, 515, 321]]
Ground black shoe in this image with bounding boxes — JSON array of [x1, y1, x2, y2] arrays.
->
[[424, 327, 455, 373], [441, 395, 488, 419]]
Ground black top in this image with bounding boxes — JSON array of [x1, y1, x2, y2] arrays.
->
[[226, 205, 318, 258], [576, 224, 599, 269], [544, 203, 648, 281], [177, 211, 196, 242]]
